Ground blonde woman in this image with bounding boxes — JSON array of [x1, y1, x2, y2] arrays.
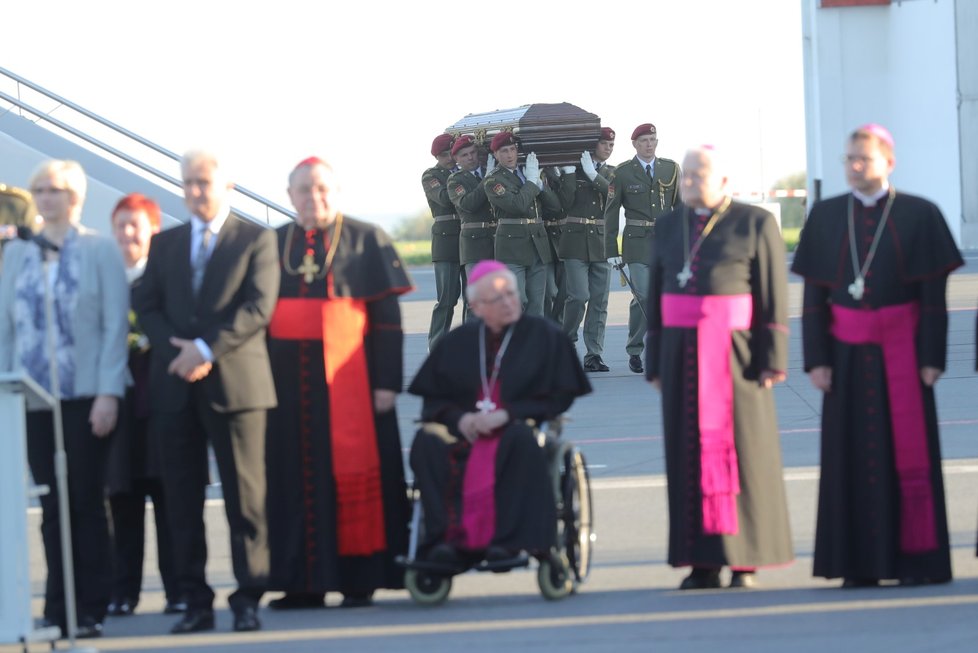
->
[[0, 159, 128, 638]]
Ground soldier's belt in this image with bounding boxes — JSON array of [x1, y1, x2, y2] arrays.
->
[[625, 218, 655, 227], [560, 216, 605, 226], [497, 218, 542, 225], [432, 214, 459, 222], [461, 221, 497, 230]]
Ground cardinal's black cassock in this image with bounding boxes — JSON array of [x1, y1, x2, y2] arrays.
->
[[266, 216, 412, 597]]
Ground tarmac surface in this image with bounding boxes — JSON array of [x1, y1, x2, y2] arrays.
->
[[7, 254, 978, 652]]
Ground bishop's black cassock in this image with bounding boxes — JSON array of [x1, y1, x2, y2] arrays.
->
[[792, 190, 962, 582], [647, 201, 794, 571]]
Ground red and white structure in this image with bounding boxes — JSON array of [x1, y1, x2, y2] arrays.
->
[[802, 0, 977, 245]]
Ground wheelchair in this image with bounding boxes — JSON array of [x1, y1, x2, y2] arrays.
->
[[398, 416, 594, 605]]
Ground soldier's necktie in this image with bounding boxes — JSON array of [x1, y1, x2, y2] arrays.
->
[[645, 163, 653, 180], [474, 169, 482, 180], [192, 227, 213, 295]]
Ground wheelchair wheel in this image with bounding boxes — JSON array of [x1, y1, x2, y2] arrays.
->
[[537, 551, 574, 600], [405, 568, 452, 606], [560, 447, 594, 583]]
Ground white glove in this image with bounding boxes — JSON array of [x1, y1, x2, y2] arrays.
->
[[561, 165, 576, 175], [581, 151, 598, 181], [524, 152, 542, 189], [486, 153, 496, 172]]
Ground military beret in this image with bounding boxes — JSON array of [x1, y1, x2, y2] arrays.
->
[[489, 131, 517, 153], [600, 127, 616, 141], [451, 135, 476, 156], [631, 123, 657, 140], [431, 133, 455, 157]]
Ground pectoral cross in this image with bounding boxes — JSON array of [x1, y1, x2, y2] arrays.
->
[[848, 275, 865, 300], [677, 263, 693, 288], [475, 398, 497, 413], [297, 253, 321, 283]]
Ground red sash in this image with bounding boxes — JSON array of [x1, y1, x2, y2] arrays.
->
[[268, 296, 387, 556], [830, 302, 937, 553], [662, 293, 753, 536]]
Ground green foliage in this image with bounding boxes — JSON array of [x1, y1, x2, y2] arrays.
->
[[771, 171, 807, 229], [391, 210, 434, 241], [393, 240, 432, 267]]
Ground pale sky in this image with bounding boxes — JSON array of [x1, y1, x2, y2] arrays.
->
[[1, 0, 806, 231]]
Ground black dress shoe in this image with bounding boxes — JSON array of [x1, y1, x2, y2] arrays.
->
[[583, 356, 610, 372], [841, 578, 879, 588], [899, 576, 951, 587], [628, 355, 644, 374], [107, 597, 135, 616], [485, 545, 521, 562], [163, 599, 188, 614], [75, 616, 103, 639], [232, 605, 261, 632], [339, 592, 374, 608], [729, 571, 757, 589], [426, 542, 460, 565], [171, 609, 215, 634], [268, 592, 326, 610], [678, 567, 721, 590]]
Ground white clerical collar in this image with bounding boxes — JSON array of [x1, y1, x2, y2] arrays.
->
[[852, 183, 890, 207], [126, 258, 147, 283], [191, 204, 231, 235]]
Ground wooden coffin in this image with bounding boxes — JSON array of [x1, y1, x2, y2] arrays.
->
[[445, 103, 601, 167]]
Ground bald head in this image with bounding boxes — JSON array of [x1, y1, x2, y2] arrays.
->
[[680, 146, 729, 210]]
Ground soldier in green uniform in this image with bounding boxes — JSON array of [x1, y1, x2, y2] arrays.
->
[[557, 127, 616, 371], [604, 123, 680, 373], [542, 166, 566, 323], [483, 131, 561, 317], [421, 133, 465, 349], [446, 135, 495, 288]]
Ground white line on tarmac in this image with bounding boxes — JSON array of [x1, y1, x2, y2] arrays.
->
[[83, 593, 978, 650]]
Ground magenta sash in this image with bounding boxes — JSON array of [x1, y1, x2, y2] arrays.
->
[[830, 302, 937, 553], [662, 293, 753, 535], [459, 384, 503, 550]]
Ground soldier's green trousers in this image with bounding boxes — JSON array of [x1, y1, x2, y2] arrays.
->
[[624, 262, 649, 356], [428, 260, 466, 349], [562, 259, 610, 359]]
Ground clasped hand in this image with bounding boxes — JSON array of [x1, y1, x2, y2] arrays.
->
[[458, 409, 510, 443], [168, 337, 212, 382]]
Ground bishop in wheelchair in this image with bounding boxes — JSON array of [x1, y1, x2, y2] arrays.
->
[[406, 260, 592, 599]]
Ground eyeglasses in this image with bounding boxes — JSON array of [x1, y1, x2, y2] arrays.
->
[[842, 155, 880, 166], [30, 187, 69, 196]]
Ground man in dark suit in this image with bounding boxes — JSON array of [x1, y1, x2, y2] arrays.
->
[[132, 150, 279, 633]]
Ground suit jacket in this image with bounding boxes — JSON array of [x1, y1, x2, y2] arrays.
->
[[0, 225, 129, 399], [132, 216, 280, 414]]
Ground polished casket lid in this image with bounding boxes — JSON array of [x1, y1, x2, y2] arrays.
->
[[446, 102, 601, 166]]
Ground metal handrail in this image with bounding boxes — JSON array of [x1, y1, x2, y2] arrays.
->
[[0, 66, 296, 224]]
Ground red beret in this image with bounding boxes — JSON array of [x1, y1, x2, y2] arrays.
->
[[489, 131, 517, 153], [431, 133, 454, 157], [451, 135, 476, 157], [600, 127, 616, 141], [631, 123, 657, 140]]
